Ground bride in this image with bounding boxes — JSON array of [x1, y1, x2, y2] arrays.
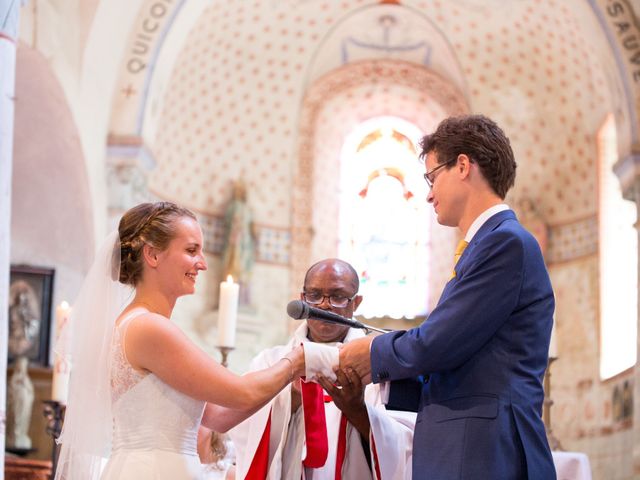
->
[[55, 202, 305, 479]]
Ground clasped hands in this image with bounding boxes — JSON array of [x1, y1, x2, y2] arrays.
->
[[315, 334, 374, 402], [290, 336, 373, 418], [316, 335, 374, 439]]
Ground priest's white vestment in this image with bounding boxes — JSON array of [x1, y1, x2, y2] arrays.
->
[[229, 323, 415, 480]]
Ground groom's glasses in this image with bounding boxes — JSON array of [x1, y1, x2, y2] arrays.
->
[[424, 158, 458, 189], [302, 291, 356, 308]]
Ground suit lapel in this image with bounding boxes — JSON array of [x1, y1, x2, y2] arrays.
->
[[457, 209, 516, 268]]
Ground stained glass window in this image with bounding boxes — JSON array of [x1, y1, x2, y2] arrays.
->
[[339, 117, 430, 319]]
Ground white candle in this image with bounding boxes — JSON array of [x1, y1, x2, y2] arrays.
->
[[52, 356, 70, 404], [549, 320, 558, 358], [217, 275, 239, 348], [52, 301, 71, 403]]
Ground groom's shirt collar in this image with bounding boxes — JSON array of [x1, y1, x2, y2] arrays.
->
[[464, 204, 510, 242]]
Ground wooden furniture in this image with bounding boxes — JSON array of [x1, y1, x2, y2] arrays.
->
[[5, 456, 52, 480]]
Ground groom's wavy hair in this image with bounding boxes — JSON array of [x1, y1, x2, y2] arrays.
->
[[118, 202, 197, 286], [419, 114, 516, 199]]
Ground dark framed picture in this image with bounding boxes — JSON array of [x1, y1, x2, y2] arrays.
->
[[8, 265, 55, 366]]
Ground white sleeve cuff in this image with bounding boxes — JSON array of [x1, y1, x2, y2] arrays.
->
[[369, 334, 389, 402], [303, 342, 339, 382], [378, 380, 390, 404]]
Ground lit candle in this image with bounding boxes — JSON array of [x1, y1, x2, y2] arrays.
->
[[217, 275, 239, 348], [548, 320, 558, 358], [52, 301, 71, 403]]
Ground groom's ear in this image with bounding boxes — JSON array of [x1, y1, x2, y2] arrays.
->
[[142, 243, 160, 268]]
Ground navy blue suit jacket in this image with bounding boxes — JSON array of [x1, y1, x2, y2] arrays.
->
[[371, 210, 556, 480]]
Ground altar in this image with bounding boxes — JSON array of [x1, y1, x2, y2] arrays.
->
[[553, 451, 592, 480]]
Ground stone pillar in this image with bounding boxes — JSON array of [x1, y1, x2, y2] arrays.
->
[[0, 3, 20, 478], [105, 135, 156, 230], [613, 151, 640, 476]]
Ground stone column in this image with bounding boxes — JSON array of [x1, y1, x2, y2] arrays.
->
[[0, 2, 20, 478], [105, 135, 156, 229], [613, 151, 640, 476]]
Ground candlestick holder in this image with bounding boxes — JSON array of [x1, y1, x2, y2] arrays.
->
[[543, 356, 563, 451], [217, 346, 235, 368], [43, 400, 65, 476]]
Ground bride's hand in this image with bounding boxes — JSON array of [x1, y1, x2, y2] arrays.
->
[[285, 345, 305, 379]]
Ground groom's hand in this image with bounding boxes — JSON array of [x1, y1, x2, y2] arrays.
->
[[318, 368, 370, 440], [338, 336, 373, 384]]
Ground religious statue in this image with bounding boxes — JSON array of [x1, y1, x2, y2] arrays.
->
[[6, 356, 34, 450], [221, 180, 256, 305], [8, 287, 40, 358], [622, 380, 633, 421], [612, 384, 623, 422], [515, 197, 549, 261]]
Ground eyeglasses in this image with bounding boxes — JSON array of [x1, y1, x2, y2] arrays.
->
[[302, 291, 357, 308], [423, 158, 458, 189]]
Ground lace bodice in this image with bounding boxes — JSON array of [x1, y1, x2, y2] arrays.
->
[[110, 316, 147, 403], [109, 310, 205, 455]]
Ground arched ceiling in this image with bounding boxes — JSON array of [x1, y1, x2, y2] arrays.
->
[[105, 0, 631, 227]]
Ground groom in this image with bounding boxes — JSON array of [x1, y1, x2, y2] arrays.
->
[[339, 115, 556, 479]]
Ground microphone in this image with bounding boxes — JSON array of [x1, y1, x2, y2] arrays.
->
[[286, 300, 390, 334]]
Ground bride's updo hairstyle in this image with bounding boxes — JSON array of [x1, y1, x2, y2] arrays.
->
[[118, 202, 197, 286]]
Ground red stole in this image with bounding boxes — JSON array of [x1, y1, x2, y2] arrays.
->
[[302, 381, 383, 479], [245, 383, 383, 479], [334, 414, 348, 480], [245, 409, 272, 480], [371, 434, 382, 479], [335, 411, 383, 479], [300, 380, 329, 468]]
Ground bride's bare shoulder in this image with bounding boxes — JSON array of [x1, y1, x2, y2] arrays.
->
[[123, 311, 184, 343], [119, 311, 188, 373]]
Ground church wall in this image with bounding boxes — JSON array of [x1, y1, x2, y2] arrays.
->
[[550, 254, 635, 479], [18, 0, 147, 245], [9, 44, 94, 462], [11, 44, 94, 338]]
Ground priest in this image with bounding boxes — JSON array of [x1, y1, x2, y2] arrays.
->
[[229, 258, 415, 479]]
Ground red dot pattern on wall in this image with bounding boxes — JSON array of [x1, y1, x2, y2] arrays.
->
[[417, 0, 609, 224], [151, 0, 368, 226], [150, 0, 611, 230]]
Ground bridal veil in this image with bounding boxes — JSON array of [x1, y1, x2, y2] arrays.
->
[[55, 231, 132, 480]]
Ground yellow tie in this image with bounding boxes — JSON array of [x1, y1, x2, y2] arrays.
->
[[451, 240, 469, 279]]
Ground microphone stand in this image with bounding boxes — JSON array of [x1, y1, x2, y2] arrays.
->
[[359, 324, 391, 334], [339, 317, 392, 334]]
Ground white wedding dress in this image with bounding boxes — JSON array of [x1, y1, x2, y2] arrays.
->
[[101, 309, 207, 479]]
